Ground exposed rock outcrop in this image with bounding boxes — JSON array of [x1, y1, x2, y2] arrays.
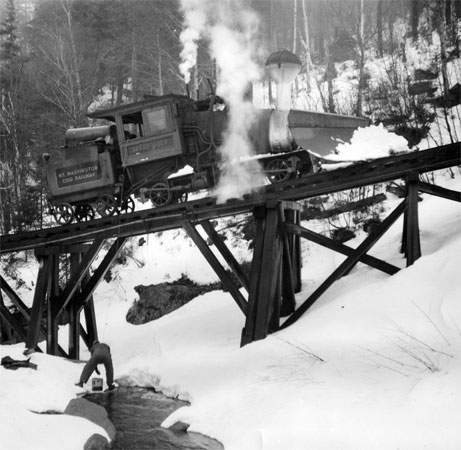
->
[[126, 276, 220, 325], [64, 397, 116, 441]]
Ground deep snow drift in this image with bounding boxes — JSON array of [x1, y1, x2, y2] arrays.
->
[[1, 124, 460, 449]]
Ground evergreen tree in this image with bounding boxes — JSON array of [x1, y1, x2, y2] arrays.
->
[[0, 0, 20, 89], [0, 0, 21, 234]]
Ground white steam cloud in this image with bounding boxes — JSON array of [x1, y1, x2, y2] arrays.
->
[[179, 0, 265, 203], [179, 6, 206, 84]]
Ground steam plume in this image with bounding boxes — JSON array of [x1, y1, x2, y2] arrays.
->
[[179, 6, 206, 84], [179, 0, 265, 203]]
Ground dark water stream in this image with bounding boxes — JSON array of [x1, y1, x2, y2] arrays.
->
[[85, 386, 223, 450]]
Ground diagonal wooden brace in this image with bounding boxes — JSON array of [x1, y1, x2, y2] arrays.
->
[[418, 181, 461, 202], [199, 220, 250, 292], [75, 236, 128, 310], [183, 221, 248, 315], [281, 199, 408, 329], [0, 276, 32, 322], [0, 297, 29, 344], [55, 238, 105, 319], [283, 223, 400, 275]]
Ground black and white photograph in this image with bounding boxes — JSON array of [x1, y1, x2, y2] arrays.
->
[[0, 0, 460, 449]]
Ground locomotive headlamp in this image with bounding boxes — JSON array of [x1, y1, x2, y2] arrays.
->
[[265, 50, 301, 87], [266, 50, 301, 111]]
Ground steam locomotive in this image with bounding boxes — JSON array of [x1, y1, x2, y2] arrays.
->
[[44, 93, 368, 225]]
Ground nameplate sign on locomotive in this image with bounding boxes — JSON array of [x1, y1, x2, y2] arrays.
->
[[127, 136, 175, 156], [56, 161, 101, 188]]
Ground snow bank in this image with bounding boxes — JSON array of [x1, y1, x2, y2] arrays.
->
[[1, 172, 461, 450], [327, 123, 411, 161], [0, 346, 110, 449]]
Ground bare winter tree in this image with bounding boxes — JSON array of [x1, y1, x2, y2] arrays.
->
[[0, 0, 41, 233], [31, 0, 108, 126], [122, 0, 185, 99], [410, 0, 421, 42], [293, 0, 298, 53], [300, 0, 313, 93], [377, 0, 384, 57], [356, 0, 365, 116]]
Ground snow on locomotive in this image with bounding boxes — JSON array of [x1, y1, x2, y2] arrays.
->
[[43, 93, 368, 225]]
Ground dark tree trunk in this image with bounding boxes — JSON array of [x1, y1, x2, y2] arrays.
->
[[410, 0, 420, 41], [377, 0, 384, 57], [327, 57, 335, 113]]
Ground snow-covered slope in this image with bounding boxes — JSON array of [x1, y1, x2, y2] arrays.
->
[[1, 167, 460, 450]]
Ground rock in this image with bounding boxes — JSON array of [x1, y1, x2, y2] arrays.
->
[[126, 276, 220, 325], [64, 398, 116, 440], [168, 421, 190, 432], [84, 433, 110, 450]]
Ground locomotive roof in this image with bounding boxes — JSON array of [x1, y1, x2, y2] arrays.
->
[[87, 93, 191, 122]]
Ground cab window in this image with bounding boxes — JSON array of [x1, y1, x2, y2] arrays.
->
[[119, 111, 143, 141], [143, 106, 170, 135]]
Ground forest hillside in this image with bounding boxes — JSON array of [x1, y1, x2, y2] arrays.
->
[[0, 0, 460, 234]]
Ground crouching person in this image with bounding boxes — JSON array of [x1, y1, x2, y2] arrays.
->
[[75, 340, 114, 390]]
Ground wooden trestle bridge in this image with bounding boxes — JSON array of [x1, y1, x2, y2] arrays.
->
[[0, 142, 460, 358]]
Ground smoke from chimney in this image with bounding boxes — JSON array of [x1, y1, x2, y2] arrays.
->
[[179, 5, 207, 85], [179, 0, 265, 203]]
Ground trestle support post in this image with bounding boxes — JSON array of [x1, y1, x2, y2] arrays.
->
[[241, 202, 300, 346], [25, 254, 52, 354], [401, 172, 422, 266]]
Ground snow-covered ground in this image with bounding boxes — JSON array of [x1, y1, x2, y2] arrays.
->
[[1, 122, 460, 449]]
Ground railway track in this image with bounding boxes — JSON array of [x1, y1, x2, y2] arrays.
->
[[1, 142, 459, 254]]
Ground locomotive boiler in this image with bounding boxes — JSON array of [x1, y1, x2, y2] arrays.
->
[[44, 93, 368, 225]]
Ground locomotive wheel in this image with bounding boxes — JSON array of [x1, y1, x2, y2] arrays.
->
[[74, 203, 95, 222], [265, 158, 291, 183], [119, 197, 135, 214], [95, 194, 118, 217], [52, 203, 74, 225], [150, 182, 172, 207]]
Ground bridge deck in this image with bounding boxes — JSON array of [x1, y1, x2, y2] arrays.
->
[[1, 142, 459, 254]]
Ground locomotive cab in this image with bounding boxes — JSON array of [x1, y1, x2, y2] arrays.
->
[[88, 94, 233, 207], [89, 96, 189, 160], [88, 95, 202, 206], [118, 101, 183, 166]]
